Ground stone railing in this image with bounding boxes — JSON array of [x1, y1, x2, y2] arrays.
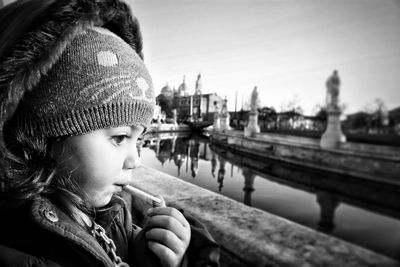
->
[[128, 166, 399, 267], [210, 130, 400, 185]]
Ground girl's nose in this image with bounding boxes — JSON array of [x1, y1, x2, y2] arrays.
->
[[123, 142, 141, 169]]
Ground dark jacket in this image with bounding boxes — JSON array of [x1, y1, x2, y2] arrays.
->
[[0, 196, 220, 267]]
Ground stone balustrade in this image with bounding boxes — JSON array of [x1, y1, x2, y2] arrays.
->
[[127, 165, 399, 267], [210, 130, 400, 185]]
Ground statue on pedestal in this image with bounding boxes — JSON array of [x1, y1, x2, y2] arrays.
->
[[244, 86, 260, 137], [219, 97, 231, 132], [326, 70, 340, 110], [320, 70, 346, 148]]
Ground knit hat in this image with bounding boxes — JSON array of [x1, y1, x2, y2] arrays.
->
[[10, 26, 154, 137], [0, 0, 154, 140]]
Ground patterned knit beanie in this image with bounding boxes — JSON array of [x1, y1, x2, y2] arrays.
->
[[0, 0, 156, 144], [8, 26, 154, 138]]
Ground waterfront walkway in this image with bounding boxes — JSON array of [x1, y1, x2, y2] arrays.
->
[[210, 130, 400, 185]]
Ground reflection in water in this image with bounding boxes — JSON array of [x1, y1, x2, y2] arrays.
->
[[242, 167, 255, 206], [210, 149, 217, 178], [316, 192, 339, 234], [217, 155, 226, 191], [141, 133, 400, 260], [190, 139, 200, 178]]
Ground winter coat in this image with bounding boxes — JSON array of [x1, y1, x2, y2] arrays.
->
[[0, 196, 220, 267]]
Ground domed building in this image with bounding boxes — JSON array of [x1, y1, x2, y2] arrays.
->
[[160, 83, 173, 99], [156, 73, 223, 123]]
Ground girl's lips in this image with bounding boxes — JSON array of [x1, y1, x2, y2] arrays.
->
[[114, 180, 130, 187]]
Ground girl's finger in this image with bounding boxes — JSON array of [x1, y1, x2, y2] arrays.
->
[[152, 195, 166, 208], [146, 228, 183, 254], [146, 215, 190, 241], [147, 241, 179, 267], [147, 207, 189, 227]]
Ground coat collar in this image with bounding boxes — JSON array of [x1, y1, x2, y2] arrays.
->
[[30, 197, 115, 266]]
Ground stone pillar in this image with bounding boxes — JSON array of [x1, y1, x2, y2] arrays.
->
[[316, 192, 339, 234], [244, 86, 260, 137], [320, 70, 346, 148]]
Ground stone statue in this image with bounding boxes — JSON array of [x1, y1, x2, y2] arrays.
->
[[221, 98, 228, 116], [326, 70, 340, 109], [250, 86, 258, 112], [195, 73, 202, 95], [244, 86, 260, 136], [213, 101, 220, 117], [321, 70, 346, 148]]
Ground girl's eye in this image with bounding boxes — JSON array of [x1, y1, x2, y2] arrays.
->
[[111, 135, 129, 145]]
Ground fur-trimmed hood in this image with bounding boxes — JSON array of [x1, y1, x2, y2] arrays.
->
[[0, 0, 144, 128]]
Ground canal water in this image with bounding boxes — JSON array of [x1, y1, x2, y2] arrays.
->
[[139, 132, 400, 261]]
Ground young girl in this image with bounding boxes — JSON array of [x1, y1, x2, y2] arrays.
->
[[0, 0, 219, 266]]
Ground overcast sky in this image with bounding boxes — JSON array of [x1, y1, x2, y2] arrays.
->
[[129, 0, 400, 115], [3, 0, 400, 115]]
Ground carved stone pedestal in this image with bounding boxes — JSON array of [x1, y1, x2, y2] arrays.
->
[[320, 108, 346, 148], [244, 111, 260, 137], [220, 113, 231, 132]]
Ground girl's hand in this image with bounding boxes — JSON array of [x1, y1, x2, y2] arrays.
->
[[144, 203, 191, 267]]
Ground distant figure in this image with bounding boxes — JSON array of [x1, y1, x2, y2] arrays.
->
[[326, 70, 340, 109], [250, 86, 259, 112]]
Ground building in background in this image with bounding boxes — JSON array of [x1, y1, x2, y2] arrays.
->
[[156, 74, 223, 123], [343, 106, 400, 134]]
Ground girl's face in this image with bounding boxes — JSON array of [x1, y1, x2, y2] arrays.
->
[[53, 126, 144, 207]]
